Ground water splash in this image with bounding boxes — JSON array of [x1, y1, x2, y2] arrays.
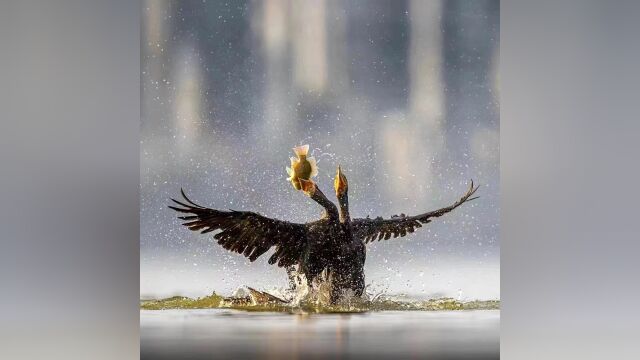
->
[[311, 147, 336, 166], [141, 281, 500, 313]]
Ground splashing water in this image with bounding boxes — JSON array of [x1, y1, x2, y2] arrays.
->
[[311, 147, 336, 166], [140, 277, 499, 313]]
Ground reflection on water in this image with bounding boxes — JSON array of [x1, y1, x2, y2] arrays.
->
[[141, 309, 499, 359]]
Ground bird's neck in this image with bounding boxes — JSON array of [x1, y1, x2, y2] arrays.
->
[[311, 188, 339, 220], [338, 193, 351, 224]]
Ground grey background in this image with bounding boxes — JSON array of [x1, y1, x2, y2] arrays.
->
[[2, 1, 640, 359], [141, 0, 500, 300], [501, 0, 640, 359], [1, 1, 140, 359]]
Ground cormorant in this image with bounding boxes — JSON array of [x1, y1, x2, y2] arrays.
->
[[168, 177, 348, 301], [327, 166, 366, 300], [169, 166, 478, 303]]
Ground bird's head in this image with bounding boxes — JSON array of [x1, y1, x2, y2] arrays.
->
[[299, 178, 317, 197], [334, 165, 348, 199]]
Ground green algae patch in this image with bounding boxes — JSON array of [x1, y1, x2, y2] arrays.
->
[[461, 300, 500, 310], [140, 293, 223, 310], [421, 298, 465, 310], [140, 293, 499, 313]]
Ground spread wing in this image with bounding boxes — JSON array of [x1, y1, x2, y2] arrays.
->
[[169, 189, 307, 267], [351, 181, 479, 243]]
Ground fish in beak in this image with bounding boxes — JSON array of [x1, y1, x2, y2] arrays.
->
[[286, 144, 318, 190], [334, 165, 348, 197]]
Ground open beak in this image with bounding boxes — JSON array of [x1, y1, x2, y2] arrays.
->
[[334, 165, 348, 196]]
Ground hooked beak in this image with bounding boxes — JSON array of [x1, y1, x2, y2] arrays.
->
[[299, 178, 316, 196], [334, 165, 348, 197]]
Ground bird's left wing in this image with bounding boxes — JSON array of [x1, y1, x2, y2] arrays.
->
[[351, 181, 479, 243], [169, 189, 307, 267]]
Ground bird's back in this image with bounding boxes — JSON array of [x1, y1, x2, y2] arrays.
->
[[299, 218, 343, 282]]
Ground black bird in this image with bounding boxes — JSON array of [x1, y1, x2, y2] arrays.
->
[[168, 177, 348, 301], [169, 169, 478, 303], [327, 166, 366, 299]]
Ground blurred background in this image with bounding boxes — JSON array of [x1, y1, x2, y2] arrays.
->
[[141, 0, 499, 300]]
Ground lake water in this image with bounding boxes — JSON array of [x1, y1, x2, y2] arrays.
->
[[141, 309, 499, 359]]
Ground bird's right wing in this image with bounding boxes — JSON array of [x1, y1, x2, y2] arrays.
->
[[169, 189, 307, 267], [351, 181, 479, 243]]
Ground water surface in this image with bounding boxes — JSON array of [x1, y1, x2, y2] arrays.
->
[[141, 309, 499, 359]]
